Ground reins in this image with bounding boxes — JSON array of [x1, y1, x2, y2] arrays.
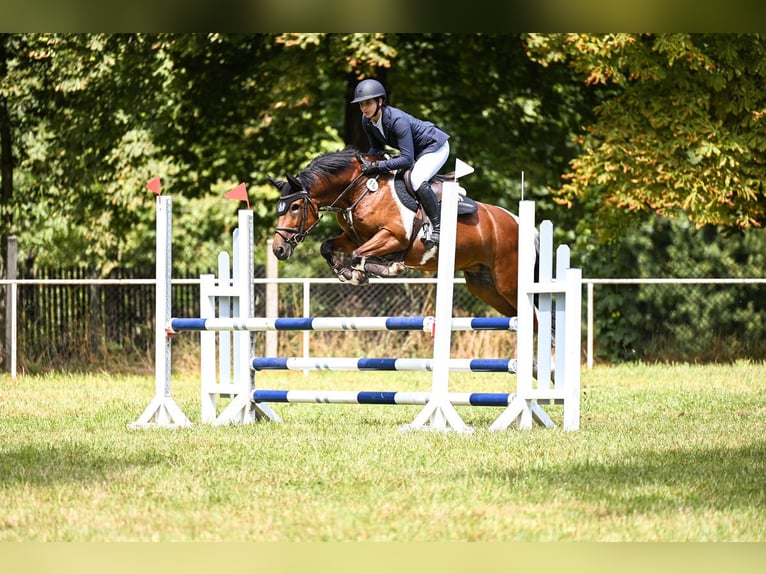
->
[[321, 172, 371, 246]]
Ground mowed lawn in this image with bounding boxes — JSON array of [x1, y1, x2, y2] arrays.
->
[[0, 362, 764, 542]]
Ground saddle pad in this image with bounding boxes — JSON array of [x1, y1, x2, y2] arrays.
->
[[393, 175, 478, 216]]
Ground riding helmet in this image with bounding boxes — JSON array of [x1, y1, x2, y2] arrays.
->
[[350, 79, 387, 103]]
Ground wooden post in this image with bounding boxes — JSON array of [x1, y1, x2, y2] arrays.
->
[[4, 236, 16, 376]]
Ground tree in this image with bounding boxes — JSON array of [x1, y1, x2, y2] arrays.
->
[[0, 33, 594, 275], [0, 34, 183, 273], [0, 34, 13, 267], [526, 33, 766, 235]]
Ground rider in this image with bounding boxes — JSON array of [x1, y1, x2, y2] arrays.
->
[[350, 78, 450, 249]]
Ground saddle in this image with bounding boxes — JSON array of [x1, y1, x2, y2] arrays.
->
[[393, 170, 478, 216]]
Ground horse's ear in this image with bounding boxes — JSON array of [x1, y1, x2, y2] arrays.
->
[[286, 173, 302, 191], [267, 176, 284, 189]]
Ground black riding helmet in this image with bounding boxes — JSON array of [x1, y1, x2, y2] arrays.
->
[[350, 79, 387, 104]]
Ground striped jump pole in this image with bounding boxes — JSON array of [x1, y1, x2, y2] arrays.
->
[[169, 316, 519, 333], [252, 389, 517, 407], [251, 357, 518, 373]]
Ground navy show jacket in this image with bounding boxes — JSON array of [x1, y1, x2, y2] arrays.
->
[[362, 105, 450, 172]]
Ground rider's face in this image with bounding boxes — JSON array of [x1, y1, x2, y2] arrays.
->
[[359, 98, 380, 120]]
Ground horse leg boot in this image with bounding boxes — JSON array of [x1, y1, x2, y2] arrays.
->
[[415, 182, 441, 250]]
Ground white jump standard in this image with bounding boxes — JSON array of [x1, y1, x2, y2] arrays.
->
[[129, 194, 192, 429]]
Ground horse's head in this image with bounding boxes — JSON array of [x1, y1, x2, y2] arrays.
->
[[269, 149, 366, 260], [268, 173, 320, 260]]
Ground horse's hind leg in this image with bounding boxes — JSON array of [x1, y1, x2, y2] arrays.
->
[[464, 268, 517, 317], [359, 257, 408, 278]]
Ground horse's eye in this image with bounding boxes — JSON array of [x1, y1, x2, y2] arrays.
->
[[290, 203, 301, 214]]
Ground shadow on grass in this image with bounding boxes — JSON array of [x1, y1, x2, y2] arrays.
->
[[0, 444, 169, 486], [482, 441, 766, 513]]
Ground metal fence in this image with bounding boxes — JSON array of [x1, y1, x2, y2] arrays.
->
[[584, 278, 766, 366], [0, 275, 485, 375], [3, 276, 766, 375]]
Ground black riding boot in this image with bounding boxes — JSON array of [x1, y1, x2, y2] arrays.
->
[[415, 182, 441, 249]]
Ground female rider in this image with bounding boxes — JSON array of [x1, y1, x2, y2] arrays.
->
[[351, 78, 450, 249]]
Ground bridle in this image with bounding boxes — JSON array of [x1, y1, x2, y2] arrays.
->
[[274, 188, 320, 247], [275, 155, 374, 248]]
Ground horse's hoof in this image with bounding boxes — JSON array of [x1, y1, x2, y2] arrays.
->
[[335, 268, 369, 286], [351, 270, 369, 285], [336, 268, 353, 283]]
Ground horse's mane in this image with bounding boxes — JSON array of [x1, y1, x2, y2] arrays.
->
[[298, 147, 359, 188]]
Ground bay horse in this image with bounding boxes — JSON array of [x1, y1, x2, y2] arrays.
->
[[268, 147, 526, 318]]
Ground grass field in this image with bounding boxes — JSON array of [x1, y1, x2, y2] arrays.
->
[[1, 362, 765, 542]]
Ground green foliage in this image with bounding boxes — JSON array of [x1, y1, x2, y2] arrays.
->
[[519, 33, 766, 362], [526, 33, 766, 231], [582, 214, 766, 362], [3, 33, 588, 275], [4, 34, 766, 366]]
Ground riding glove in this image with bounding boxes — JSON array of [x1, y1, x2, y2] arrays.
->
[[361, 160, 383, 176]]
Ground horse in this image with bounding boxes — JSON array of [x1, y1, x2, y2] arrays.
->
[[268, 147, 525, 318]]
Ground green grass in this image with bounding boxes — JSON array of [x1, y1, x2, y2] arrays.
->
[[1, 363, 765, 541]]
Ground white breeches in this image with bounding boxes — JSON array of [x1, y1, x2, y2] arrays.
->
[[410, 141, 450, 189]]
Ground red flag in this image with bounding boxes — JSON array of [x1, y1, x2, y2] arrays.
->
[[224, 182, 250, 209], [146, 177, 161, 195]]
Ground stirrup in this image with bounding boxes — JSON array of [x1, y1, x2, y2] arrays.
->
[[421, 228, 440, 250]]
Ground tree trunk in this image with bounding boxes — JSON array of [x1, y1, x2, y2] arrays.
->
[[0, 33, 14, 366], [343, 69, 390, 152], [0, 33, 13, 271], [343, 72, 367, 150]]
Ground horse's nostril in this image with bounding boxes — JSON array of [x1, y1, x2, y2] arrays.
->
[[274, 244, 290, 260]]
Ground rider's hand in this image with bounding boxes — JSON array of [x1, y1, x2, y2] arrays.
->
[[361, 160, 382, 176]]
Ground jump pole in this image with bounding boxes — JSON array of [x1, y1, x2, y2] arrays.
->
[[403, 159, 475, 434], [171, 316, 518, 333], [129, 194, 192, 428]]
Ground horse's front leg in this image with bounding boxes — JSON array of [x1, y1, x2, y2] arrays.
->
[[349, 229, 410, 277], [351, 227, 408, 259], [320, 234, 370, 285]]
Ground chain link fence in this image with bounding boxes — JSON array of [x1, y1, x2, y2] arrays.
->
[[4, 274, 766, 374], [586, 279, 766, 364]]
